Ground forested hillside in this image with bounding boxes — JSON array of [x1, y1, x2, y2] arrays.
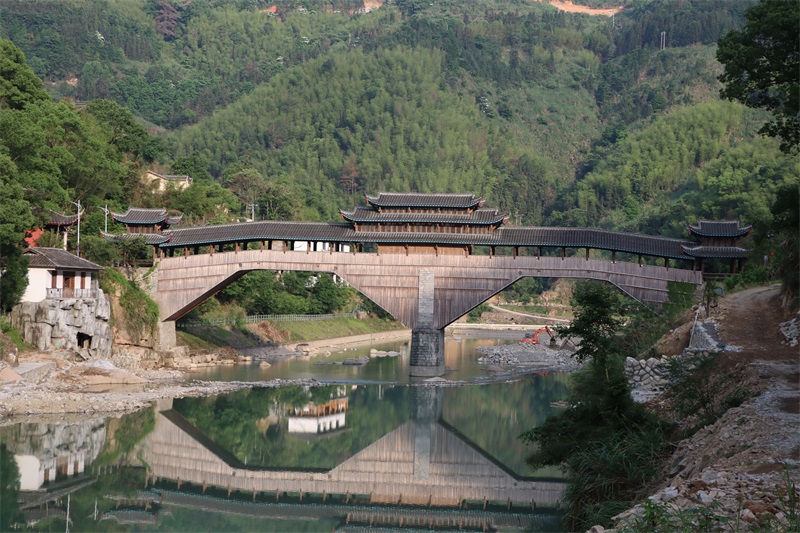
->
[[2, 0, 796, 266]]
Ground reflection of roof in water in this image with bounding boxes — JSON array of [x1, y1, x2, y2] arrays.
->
[[100, 509, 159, 525], [141, 488, 560, 531], [19, 476, 98, 510]]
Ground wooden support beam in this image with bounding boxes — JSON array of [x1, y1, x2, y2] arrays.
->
[[586, 247, 590, 260], [612, 250, 616, 263], [490, 246, 494, 258], [538, 246, 541, 259], [184, 246, 189, 257], [514, 246, 518, 259], [638, 255, 643, 266], [561, 247, 565, 260]]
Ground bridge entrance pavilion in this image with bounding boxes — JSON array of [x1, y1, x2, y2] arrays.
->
[[151, 193, 742, 376]]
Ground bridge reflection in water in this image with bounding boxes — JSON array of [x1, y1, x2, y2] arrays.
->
[[141, 387, 565, 530]]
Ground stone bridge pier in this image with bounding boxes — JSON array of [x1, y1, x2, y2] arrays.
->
[[410, 270, 445, 376]]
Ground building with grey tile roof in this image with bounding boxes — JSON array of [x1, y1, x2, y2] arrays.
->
[[24, 248, 103, 271]]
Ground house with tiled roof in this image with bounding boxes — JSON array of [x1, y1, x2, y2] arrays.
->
[[144, 170, 192, 192], [20, 248, 103, 302]]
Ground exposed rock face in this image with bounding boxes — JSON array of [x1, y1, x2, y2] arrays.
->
[[10, 292, 113, 358]]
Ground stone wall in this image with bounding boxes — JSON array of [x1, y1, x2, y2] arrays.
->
[[10, 291, 113, 358]]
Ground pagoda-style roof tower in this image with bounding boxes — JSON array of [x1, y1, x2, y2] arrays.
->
[[111, 208, 182, 234], [46, 210, 82, 228], [688, 220, 751, 240], [341, 193, 504, 254], [683, 220, 751, 273], [365, 193, 483, 211]]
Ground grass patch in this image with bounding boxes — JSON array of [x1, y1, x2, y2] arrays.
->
[[496, 303, 573, 319], [273, 317, 405, 342], [176, 330, 221, 350], [176, 325, 260, 348], [0, 317, 32, 352]]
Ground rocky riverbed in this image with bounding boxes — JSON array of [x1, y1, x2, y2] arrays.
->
[[0, 349, 343, 425], [476, 337, 580, 374]]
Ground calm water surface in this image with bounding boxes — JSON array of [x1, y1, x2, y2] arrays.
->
[[0, 336, 570, 532], [189, 334, 527, 383]]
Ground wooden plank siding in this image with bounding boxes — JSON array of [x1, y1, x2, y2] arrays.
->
[[144, 409, 566, 506], [156, 249, 702, 328]]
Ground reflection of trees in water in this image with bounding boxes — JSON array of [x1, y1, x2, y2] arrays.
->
[[442, 375, 571, 476], [95, 406, 155, 466], [0, 443, 22, 530], [172, 378, 569, 475], [174, 385, 412, 470]]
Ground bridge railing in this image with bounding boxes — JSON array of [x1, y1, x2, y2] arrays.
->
[[177, 311, 357, 328]]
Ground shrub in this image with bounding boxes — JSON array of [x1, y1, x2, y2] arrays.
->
[[100, 269, 159, 344]]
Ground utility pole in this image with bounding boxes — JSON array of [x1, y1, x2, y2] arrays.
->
[[71, 200, 82, 257], [248, 203, 256, 221], [660, 31, 666, 50], [100, 204, 110, 233]]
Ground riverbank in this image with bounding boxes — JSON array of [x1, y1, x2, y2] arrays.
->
[[596, 285, 800, 531], [0, 326, 416, 424]]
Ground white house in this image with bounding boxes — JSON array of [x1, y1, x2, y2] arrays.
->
[[21, 248, 103, 303], [144, 170, 192, 192]]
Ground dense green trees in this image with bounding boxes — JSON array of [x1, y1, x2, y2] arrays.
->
[[215, 271, 353, 316], [557, 100, 797, 242], [0, 40, 167, 309], [2, 1, 796, 313], [717, 0, 799, 153], [522, 282, 671, 530]]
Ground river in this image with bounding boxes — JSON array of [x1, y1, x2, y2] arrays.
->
[[0, 335, 571, 532]]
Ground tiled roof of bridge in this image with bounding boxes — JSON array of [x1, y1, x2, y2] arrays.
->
[[681, 246, 749, 258], [163, 221, 355, 247], [366, 193, 481, 209], [498, 227, 691, 258], [340, 206, 504, 225], [101, 231, 172, 245], [46, 211, 81, 226], [161, 221, 697, 259], [24, 247, 103, 270], [688, 220, 751, 238]]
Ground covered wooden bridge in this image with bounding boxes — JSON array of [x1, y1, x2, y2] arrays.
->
[[143, 194, 748, 376]]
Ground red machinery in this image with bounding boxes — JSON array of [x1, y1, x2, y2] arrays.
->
[[520, 326, 554, 345]]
